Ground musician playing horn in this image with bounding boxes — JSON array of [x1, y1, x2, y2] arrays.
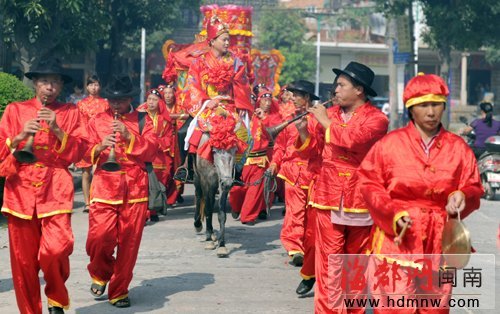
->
[[0, 57, 88, 314], [358, 73, 483, 313], [269, 80, 319, 294], [85, 74, 157, 308], [229, 88, 281, 225], [294, 62, 388, 312]]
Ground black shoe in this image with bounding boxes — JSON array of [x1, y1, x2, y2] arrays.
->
[[282, 208, 286, 216], [242, 220, 255, 226], [231, 211, 241, 220], [176, 195, 184, 204], [258, 211, 267, 220], [292, 253, 304, 267], [112, 297, 131, 308], [48, 307, 64, 314], [296, 278, 316, 295], [150, 214, 159, 222]]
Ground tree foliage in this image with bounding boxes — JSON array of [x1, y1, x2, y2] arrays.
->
[[0, 72, 34, 117], [1, 0, 201, 80], [1, 0, 108, 68], [376, 0, 500, 66], [256, 9, 315, 84]]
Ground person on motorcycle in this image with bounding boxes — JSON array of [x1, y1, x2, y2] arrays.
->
[[461, 102, 500, 158]]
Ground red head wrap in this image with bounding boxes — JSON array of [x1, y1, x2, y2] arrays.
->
[[206, 16, 229, 42], [403, 73, 449, 108]]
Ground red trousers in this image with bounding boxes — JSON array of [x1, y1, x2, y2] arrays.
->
[[300, 205, 316, 279], [314, 209, 371, 314], [229, 164, 266, 223], [370, 258, 452, 314], [86, 201, 148, 303], [8, 214, 73, 314], [280, 184, 307, 255]]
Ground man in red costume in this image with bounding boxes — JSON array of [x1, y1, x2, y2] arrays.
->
[[76, 74, 108, 213], [160, 83, 187, 206], [358, 73, 483, 313], [0, 58, 88, 314], [295, 62, 389, 313], [229, 89, 281, 225], [175, 15, 252, 182], [270, 80, 319, 293], [85, 75, 157, 308], [137, 88, 174, 221]]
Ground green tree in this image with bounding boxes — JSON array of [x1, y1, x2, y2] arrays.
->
[[1, 0, 108, 77], [257, 9, 315, 84], [105, 0, 200, 77], [376, 0, 500, 78], [1, 0, 201, 81], [0, 72, 34, 117]]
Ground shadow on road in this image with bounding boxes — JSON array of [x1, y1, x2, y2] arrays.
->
[[0, 277, 13, 293], [74, 272, 215, 313]]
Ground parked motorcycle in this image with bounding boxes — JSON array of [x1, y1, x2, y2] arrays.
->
[[480, 135, 500, 200], [459, 116, 500, 200]]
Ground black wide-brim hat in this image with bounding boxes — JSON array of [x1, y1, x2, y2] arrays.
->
[[24, 57, 73, 84], [286, 80, 320, 101], [332, 61, 377, 97], [102, 74, 140, 99]]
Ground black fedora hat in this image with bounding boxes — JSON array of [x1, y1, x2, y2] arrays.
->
[[332, 61, 377, 96], [25, 57, 72, 84], [102, 74, 140, 99], [287, 80, 320, 101]]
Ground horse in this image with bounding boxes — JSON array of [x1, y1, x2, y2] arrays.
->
[[192, 115, 242, 258]]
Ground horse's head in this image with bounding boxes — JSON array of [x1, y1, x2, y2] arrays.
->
[[203, 111, 243, 191], [213, 147, 236, 191]]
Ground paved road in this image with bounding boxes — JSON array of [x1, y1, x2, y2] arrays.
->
[[0, 178, 498, 313]]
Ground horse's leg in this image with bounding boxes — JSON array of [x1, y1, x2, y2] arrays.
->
[[204, 185, 217, 250], [193, 180, 203, 233], [216, 189, 229, 257]]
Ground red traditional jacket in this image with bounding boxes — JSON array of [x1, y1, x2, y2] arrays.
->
[[186, 50, 252, 116], [137, 108, 173, 170], [296, 103, 388, 213], [358, 122, 483, 264], [87, 109, 157, 204], [0, 98, 88, 219], [271, 117, 314, 190], [77, 95, 108, 122], [245, 112, 280, 168]]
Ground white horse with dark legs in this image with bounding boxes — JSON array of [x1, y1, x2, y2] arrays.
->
[[193, 132, 237, 257]]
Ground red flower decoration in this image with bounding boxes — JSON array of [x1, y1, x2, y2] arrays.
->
[[206, 61, 233, 93], [208, 114, 238, 150]]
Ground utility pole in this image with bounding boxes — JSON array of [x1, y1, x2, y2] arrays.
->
[[388, 17, 399, 131], [315, 15, 321, 96], [140, 28, 146, 104]]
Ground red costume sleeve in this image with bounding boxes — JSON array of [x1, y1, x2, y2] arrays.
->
[[449, 145, 483, 218], [358, 140, 400, 236], [271, 127, 287, 170], [124, 116, 157, 161], [294, 118, 324, 158], [0, 104, 17, 160], [326, 113, 388, 152], [186, 58, 209, 117], [52, 106, 89, 164], [158, 118, 173, 153], [232, 57, 252, 112]]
